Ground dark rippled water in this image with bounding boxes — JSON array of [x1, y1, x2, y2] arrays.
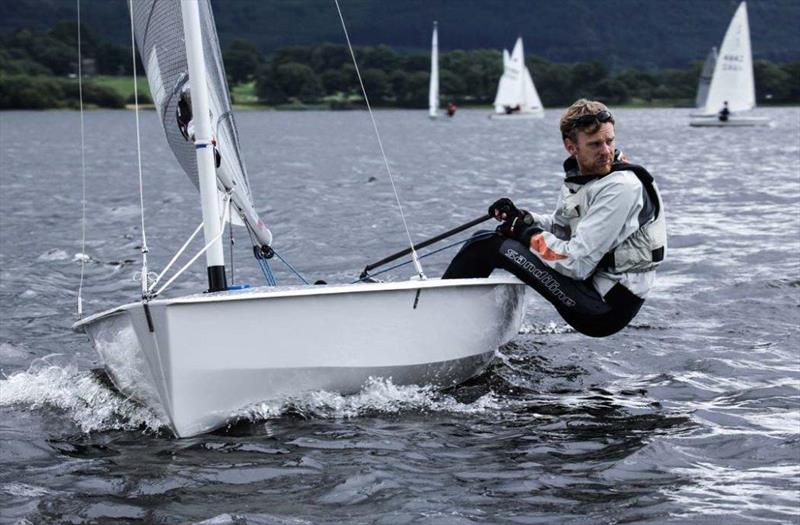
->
[[1, 107, 799, 524]]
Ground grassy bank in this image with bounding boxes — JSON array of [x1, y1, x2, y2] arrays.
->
[[91, 75, 151, 103]]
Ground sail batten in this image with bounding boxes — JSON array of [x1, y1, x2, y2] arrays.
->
[[130, 0, 271, 247]]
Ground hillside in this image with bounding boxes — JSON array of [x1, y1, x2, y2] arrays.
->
[[3, 0, 799, 69]]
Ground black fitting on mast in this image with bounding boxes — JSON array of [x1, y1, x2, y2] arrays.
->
[[207, 265, 228, 293]]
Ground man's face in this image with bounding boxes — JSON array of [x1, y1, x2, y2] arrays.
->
[[563, 122, 616, 176]]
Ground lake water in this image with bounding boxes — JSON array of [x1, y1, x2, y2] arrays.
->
[[1, 107, 798, 524]]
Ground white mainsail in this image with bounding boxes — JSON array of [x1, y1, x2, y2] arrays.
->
[[695, 46, 718, 109], [429, 21, 439, 118], [492, 37, 544, 116], [700, 2, 756, 115], [130, 0, 272, 247]]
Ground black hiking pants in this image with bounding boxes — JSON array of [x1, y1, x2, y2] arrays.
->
[[442, 232, 644, 337]]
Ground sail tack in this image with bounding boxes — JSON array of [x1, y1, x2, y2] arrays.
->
[[130, 0, 271, 247]]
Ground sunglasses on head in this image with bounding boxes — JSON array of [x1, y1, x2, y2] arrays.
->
[[566, 110, 614, 131]]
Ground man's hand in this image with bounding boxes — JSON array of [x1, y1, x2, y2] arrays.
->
[[489, 197, 539, 245], [488, 197, 520, 221]]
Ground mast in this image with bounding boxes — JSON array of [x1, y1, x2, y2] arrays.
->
[[181, 0, 227, 292]]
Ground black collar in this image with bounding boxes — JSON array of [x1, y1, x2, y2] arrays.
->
[[563, 156, 605, 185]]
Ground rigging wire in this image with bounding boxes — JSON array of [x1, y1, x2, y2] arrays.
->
[[127, 0, 150, 299], [333, 0, 426, 280], [76, 0, 87, 318], [148, 222, 204, 291], [153, 195, 233, 297]]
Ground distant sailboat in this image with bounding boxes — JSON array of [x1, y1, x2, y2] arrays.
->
[[690, 2, 770, 127], [491, 37, 544, 120], [429, 21, 440, 119]]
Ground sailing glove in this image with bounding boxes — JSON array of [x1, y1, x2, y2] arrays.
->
[[497, 216, 541, 246], [488, 197, 519, 220]]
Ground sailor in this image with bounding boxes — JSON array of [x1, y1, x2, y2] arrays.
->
[[718, 100, 730, 122], [176, 86, 221, 168], [443, 99, 666, 337], [447, 102, 457, 117], [176, 86, 194, 141]]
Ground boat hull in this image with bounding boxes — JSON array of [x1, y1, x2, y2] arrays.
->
[[74, 276, 528, 437], [689, 116, 771, 127], [489, 111, 544, 120]]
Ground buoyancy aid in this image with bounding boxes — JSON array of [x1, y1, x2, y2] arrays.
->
[[560, 159, 667, 274]]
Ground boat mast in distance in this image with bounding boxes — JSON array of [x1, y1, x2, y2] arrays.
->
[[429, 21, 439, 119]]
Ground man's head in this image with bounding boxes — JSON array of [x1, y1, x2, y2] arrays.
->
[[560, 99, 616, 176]]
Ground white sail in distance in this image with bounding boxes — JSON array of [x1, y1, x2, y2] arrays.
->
[[493, 37, 544, 115], [429, 21, 439, 118], [695, 47, 718, 109], [130, 0, 272, 247], [701, 2, 756, 115]]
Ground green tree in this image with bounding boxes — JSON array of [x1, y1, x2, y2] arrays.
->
[[401, 54, 429, 73], [310, 43, 350, 73], [271, 46, 313, 70], [616, 68, 659, 101], [357, 45, 399, 72], [0, 75, 63, 108], [593, 78, 630, 104], [397, 71, 428, 107], [529, 57, 573, 106], [320, 68, 348, 94], [782, 62, 800, 102], [754, 59, 790, 103], [224, 39, 264, 85], [275, 62, 323, 102], [439, 69, 464, 100], [254, 63, 284, 104], [389, 69, 409, 102], [570, 61, 608, 95], [361, 68, 391, 103]]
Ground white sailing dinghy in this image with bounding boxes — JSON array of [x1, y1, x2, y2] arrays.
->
[[73, 0, 527, 438], [689, 2, 770, 127], [490, 37, 544, 120], [429, 21, 440, 119]]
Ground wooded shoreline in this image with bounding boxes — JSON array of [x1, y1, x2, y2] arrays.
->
[[2, 23, 798, 110]]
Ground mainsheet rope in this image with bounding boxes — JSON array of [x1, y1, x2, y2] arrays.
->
[[333, 0, 426, 279], [351, 232, 494, 283]]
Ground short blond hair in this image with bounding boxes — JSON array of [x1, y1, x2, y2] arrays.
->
[[559, 99, 613, 141]]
